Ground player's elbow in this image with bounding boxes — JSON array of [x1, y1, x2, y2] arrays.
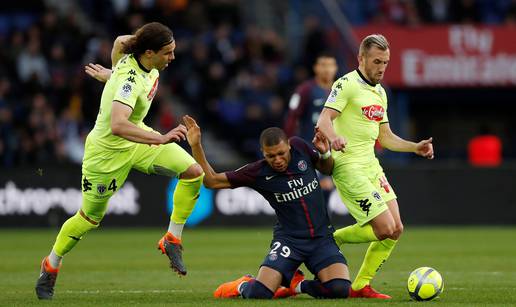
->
[[114, 35, 132, 48], [203, 176, 229, 189], [111, 120, 124, 137]]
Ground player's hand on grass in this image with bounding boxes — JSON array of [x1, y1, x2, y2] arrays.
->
[[162, 124, 187, 143], [85, 63, 112, 83], [313, 127, 330, 154], [415, 137, 434, 159], [183, 115, 201, 146], [330, 136, 347, 152]]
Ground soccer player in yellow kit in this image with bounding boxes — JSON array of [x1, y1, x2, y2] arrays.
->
[[35, 22, 204, 300], [317, 34, 434, 298]]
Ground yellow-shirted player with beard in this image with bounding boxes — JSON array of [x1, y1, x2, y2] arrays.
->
[[317, 34, 434, 299]]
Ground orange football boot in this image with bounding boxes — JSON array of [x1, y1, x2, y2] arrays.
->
[[213, 275, 253, 298], [349, 285, 391, 299]]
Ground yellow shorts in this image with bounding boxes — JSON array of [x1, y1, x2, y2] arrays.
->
[[332, 159, 397, 226], [80, 139, 196, 222]]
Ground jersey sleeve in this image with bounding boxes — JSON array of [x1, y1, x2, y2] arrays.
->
[[225, 161, 261, 188], [112, 67, 144, 109], [381, 108, 389, 124], [289, 136, 320, 165], [324, 77, 353, 113], [380, 86, 389, 124]]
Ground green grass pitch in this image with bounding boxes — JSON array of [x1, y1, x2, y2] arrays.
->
[[1, 226, 515, 306]]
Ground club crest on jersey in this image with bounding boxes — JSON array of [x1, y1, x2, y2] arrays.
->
[[147, 77, 159, 100], [297, 160, 307, 171], [97, 184, 107, 195], [361, 105, 384, 121]]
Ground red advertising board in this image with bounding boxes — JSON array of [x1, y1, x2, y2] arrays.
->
[[352, 25, 516, 87]]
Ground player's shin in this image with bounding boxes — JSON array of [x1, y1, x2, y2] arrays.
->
[[241, 279, 274, 299], [352, 238, 397, 290], [300, 279, 351, 299], [170, 174, 203, 238], [333, 223, 378, 246], [51, 211, 99, 260]]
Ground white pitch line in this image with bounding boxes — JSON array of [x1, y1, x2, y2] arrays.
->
[[64, 289, 193, 294]]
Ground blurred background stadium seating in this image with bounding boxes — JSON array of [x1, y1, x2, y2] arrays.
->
[[0, 0, 515, 227]]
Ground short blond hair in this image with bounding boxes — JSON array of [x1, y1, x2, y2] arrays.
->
[[359, 34, 389, 56]]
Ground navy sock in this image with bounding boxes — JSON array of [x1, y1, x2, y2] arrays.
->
[[300, 278, 351, 299], [240, 279, 274, 299]]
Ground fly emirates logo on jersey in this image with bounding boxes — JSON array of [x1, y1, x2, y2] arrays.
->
[[274, 177, 319, 203], [361, 105, 384, 122]]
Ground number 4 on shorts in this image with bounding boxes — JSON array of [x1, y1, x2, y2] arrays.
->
[[108, 179, 117, 192]]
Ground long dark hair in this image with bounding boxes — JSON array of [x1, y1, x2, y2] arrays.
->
[[122, 22, 174, 56]]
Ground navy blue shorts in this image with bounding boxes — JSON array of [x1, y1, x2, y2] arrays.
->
[[260, 234, 347, 287]]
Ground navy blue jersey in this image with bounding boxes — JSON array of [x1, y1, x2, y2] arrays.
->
[[226, 137, 334, 239], [284, 80, 330, 141]]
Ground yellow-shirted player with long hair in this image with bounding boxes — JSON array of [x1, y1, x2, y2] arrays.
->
[[317, 34, 434, 299], [35, 22, 204, 300]]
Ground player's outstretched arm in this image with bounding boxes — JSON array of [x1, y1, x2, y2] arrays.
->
[[312, 128, 334, 175], [111, 101, 186, 145], [378, 123, 434, 159], [183, 115, 232, 189], [84, 63, 112, 83], [317, 107, 347, 152]]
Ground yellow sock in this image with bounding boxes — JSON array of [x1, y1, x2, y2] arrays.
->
[[352, 238, 397, 290], [333, 223, 378, 246], [52, 211, 99, 256], [171, 175, 203, 224]]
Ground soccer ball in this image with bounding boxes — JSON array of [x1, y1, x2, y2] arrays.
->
[[407, 267, 444, 301]]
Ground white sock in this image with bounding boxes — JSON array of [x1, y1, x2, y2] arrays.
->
[[48, 250, 62, 268], [295, 280, 303, 294], [167, 221, 184, 239]]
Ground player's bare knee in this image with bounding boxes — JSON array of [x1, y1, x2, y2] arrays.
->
[[392, 223, 404, 239], [180, 164, 203, 179], [373, 225, 395, 240]]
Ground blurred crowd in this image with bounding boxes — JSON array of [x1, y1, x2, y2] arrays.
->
[[0, 0, 515, 167], [340, 0, 516, 26]]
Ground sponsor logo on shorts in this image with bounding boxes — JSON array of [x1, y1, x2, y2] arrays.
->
[[297, 160, 307, 171], [82, 177, 92, 192], [356, 198, 372, 216], [97, 184, 107, 195], [268, 253, 278, 261], [372, 191, 382, 201]]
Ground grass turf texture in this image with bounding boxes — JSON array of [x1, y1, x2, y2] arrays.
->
[[1, 227, 515, 306]]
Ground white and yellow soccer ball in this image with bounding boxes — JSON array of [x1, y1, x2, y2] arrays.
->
[[407, 267, 444, 301]]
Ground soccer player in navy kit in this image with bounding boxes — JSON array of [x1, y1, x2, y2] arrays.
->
[[183, 115, 350, 299], [284, 52, 337, 141], [284, 52, 338, 193]]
